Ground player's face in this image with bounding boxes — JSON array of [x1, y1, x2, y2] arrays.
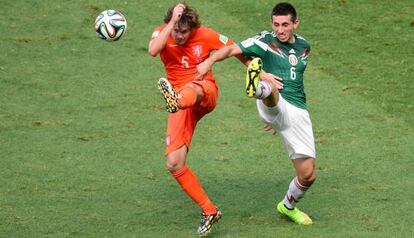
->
[[171, 24, 191, 45], [271, 15, 299, 43]]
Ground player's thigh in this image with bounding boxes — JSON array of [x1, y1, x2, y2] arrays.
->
[[165, 109, 197, 155], [256, 97, 289, 131], [278, 103, 316, 159]]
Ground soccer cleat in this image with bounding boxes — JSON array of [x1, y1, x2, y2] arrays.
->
[[197, 209, 222, 236], [157, 77, 179, 113], [245, 57, 263, 98], [276, 201, 313, 225]]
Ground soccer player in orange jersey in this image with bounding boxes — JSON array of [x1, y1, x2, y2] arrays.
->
[[148, 3, 247, 235]]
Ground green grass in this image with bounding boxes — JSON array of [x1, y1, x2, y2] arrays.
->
[[1, 0, 413, 237]]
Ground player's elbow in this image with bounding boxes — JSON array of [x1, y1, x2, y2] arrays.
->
[[148, 48, 159, 57], [148, 42, 160, 57], [228, 44, 242, 57]]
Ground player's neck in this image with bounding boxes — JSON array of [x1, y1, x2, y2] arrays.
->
[[288, 34, 296, 44]]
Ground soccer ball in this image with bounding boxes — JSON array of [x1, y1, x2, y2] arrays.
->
[[95, 10, 127, 41]]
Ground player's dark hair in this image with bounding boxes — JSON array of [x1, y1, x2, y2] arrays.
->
[[164, 2, 201, 30], [271, 2, 297, 21]]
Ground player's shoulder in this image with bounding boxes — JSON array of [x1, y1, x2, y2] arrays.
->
[[253, 30, 274, 42], [295, 34, 310, 48], [151, 24, 166, 38], [153, 24, 166, 32], [196, 25, 230, 44], [193, 26, 218, 40], [197, 25, 218, 34]]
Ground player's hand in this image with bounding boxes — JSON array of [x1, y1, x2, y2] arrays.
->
[[260, 72, 284, 90], [171, 3, 186, 23], [195, 59, 212, 81], [263, 123, 277, 135]]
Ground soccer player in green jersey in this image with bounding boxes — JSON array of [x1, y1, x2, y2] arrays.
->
[[196, 2, 316, 225]]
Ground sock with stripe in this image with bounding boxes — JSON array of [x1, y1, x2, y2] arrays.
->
[[283, 176, 310, 209]]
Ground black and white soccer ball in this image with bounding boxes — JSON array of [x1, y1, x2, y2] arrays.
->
[[95, 10, 127, 41]]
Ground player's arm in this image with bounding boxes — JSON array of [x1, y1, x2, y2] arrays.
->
[[148, 23, 174, 57], [196, 44, 243, 79], [235, 54, 251, 67], [148, 4, 185, 56]]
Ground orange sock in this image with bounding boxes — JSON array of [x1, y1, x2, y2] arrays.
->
[[172, 166, 217, 215], [177, 87, 198, 109]]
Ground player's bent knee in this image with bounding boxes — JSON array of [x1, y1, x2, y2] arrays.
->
[[297, 165, 316, 186], [307, 173, 317, 184], [299, 172, 316, 186], [166, 161, 183, 172], [189, 83, 204, 96]]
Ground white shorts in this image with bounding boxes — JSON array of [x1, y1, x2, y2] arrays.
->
[[256, 96, 316, 159]]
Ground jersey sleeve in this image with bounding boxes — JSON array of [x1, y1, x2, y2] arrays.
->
[[150, 25, 164, 39], [203, 27, 234, 50], [236, 32, 270, 58]]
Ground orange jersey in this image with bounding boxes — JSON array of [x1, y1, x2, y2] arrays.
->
[[152, 25, 233, 88]]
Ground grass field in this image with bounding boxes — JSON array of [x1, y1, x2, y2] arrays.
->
[[1, 0, 413, 237]]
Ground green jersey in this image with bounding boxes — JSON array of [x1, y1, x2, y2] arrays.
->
[[237, 31, 311, 109]]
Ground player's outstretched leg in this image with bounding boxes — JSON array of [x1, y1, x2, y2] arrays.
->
[[245, 57, 263, 98], [197, 209, 222, 236], [157, 77, 178, 113], [276, 201, 313, 225]]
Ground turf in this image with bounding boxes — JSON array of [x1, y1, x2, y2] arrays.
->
[[1, 0, 413, 237]]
